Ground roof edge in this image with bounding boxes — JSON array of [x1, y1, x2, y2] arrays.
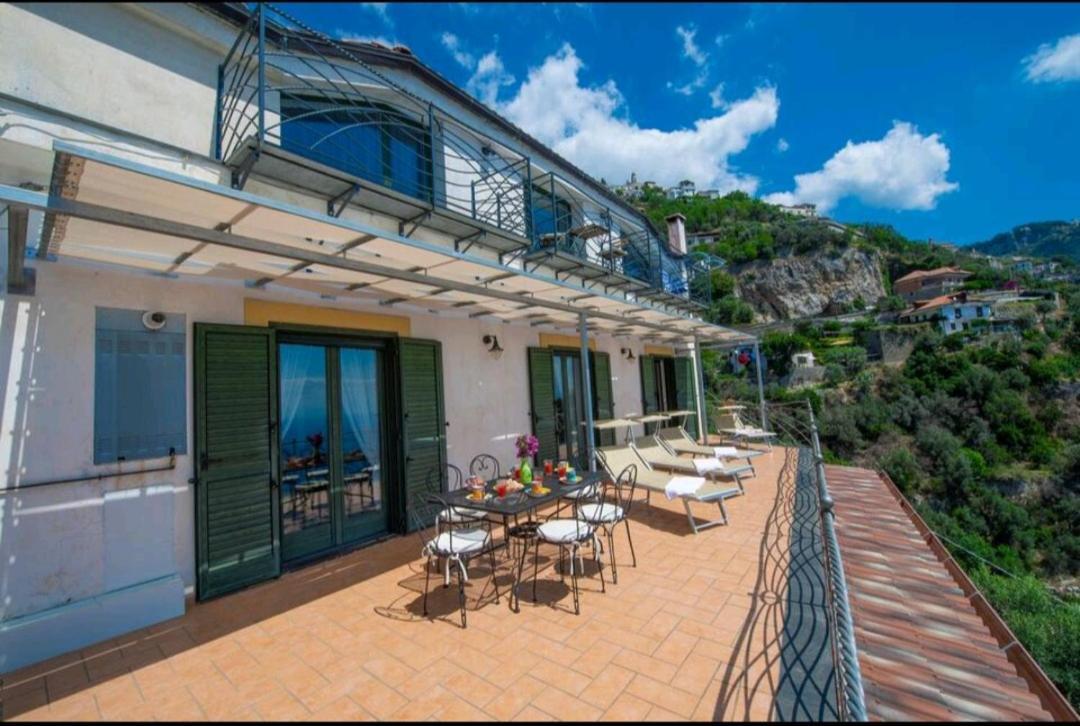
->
[[875, 470, 1079, 722]]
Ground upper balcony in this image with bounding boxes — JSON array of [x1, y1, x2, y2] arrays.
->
[[214, 3, 721, 311]]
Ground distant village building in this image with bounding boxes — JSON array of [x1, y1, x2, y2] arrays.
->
[[893, 266, 973, 303], [898, 291, 994, 335], [612, 171, 644, 200], [779, 203, 818, 218], [1011, 257, 1034, 275], [667, 179, 696, 200], [696, 189, 720, 200], [687, 228, 724, 246]]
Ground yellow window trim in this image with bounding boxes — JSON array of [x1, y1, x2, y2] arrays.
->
[[644, 345, 675, 357], [243, 298, 411, 336], [539, 333, 597, 351]]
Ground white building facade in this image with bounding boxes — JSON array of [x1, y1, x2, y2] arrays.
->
[[0, 3, 746, 673]]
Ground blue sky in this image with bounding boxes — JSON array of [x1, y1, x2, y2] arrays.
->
[[282, 2, 1080, 245]]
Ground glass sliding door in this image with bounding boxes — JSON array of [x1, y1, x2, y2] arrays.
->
[[552, 350, 586, 470], [278, 339, 389, 564], [279, 344, 333, 561], [339, 347, 387, 543]]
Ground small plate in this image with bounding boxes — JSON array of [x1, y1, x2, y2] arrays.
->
[[526, 487, 551, 497]]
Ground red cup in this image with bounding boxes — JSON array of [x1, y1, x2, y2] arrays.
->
[[495, 482, 508, 498]]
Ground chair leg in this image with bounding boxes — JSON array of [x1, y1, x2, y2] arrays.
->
[[569, 545, 581, 615], [607, 526, 618, 585], [456, 560, 467, 629], [624, 518, 637, 568], [532, 536, 541, 602], [423, 555, 432, 616], [594, 535, 606, 594], [443, 557, 451, 588], [488, 547, 501, 605], [684, 499, 700, 534]]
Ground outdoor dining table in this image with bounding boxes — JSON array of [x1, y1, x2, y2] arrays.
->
[[437, 470, 608, 612]]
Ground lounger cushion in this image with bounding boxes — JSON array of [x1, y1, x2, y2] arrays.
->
[[537, 519, 594, 544]]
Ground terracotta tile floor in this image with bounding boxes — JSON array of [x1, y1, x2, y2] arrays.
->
[[1, 447, 824, 722]]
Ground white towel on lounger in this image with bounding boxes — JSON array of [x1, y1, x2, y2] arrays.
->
[[665, 476, 705, 501], [713, 446, 739, 458], [693, 458, 724, 475]]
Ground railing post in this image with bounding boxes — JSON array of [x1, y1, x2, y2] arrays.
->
[[213, 62, 224, 160], [525, 157, 534, 245], [257, 3, 266, 146]]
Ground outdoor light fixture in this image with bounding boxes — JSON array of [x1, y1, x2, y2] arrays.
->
[[483, 334, 504, 359], [621, 347, 636, 361]]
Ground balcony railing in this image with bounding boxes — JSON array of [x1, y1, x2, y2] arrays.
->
[[706, 397, 868, 721], [214, 3, 722, 307]]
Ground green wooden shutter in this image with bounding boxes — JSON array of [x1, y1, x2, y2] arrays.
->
[[675, 356, 699, 440], [194, 324, 279, 600], [640, 355, 658, 414], [528, 347, 558, 464], [591, 351, 615, 446], [399, 338, 446, 531]]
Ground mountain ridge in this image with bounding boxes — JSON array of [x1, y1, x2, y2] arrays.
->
[[972, 220, 1080, 261]]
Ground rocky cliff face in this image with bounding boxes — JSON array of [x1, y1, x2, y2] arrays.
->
[[731, 246, 887, 321]]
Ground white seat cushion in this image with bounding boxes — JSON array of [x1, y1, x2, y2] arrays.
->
[[439, 506, 486, 523], [428, 528, 489, 556], [578, 502, 623, 524], [537, 519, 593, 544], [560, 484, 598, 499]]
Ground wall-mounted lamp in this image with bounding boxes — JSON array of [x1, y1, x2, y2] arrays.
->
[[483, 334, 504, 359], [620, 347, 636, 361]]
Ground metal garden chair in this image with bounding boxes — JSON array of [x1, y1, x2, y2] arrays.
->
[[577, 463, 638, 584]]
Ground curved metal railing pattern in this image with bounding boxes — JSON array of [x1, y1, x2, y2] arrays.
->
[[707, 397, 868, 721], [215, 3, 721, 306]]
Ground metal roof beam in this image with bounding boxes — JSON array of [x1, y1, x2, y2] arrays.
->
[[2, 184, 752, 344]]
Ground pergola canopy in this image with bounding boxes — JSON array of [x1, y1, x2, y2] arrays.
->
[[5, 142, 755, 346]]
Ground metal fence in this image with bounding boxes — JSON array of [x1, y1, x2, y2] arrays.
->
[[707, 397, 869, 721]]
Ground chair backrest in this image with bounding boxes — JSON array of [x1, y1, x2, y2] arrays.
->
[[656, 427, 683, 443], [447, 463, 464, 491], [606, 463, 638, 517], [470, 453, 500, 480], [409, 471, 446, 543]]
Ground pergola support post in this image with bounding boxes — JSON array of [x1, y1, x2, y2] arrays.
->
[[692, 335, 708, 444], [5, 206, 34, 295], [753, 339, 767, 431], [580, 312, 596, 472]]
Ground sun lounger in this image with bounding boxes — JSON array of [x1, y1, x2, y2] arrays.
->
[[629, 436, 752, 495], [654, 427, 765, 474], [595, 445, 741, 534], [713, 412, 777, 450]]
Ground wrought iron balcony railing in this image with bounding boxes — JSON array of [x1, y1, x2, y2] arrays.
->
[[215, 3, 722, 307]]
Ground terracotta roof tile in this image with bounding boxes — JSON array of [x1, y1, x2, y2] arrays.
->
[[827, 465, 1071, 721]]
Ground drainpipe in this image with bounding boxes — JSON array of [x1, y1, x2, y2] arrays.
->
[[753, 339, 767, 430], [692, 335, 708, 444], [580, 312, 596, 472]]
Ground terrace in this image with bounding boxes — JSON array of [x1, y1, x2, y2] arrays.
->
[[0, 402, 1069, 721]]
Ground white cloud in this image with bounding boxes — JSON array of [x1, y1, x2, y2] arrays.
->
[[362, 3, 392, 27], [669, 70, 709, 96], [764, 121, 958, 212], [500, 44, 779, 193], [1023, 33, 1080, 83], [467, 51, 516, 107], [337, 32, 400, 48], [676, 25, 709, 66], [441, 32, 474, 68], [715, 34, 730, 48], [776, 138, 789, 153], [709, 83, 727, 109]]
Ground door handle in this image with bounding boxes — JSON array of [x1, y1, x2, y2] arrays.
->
[[269, 477, 278, 490]]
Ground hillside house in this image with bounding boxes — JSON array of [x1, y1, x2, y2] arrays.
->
[[893, 266, 973, 303], [898, 292, 994, 334]]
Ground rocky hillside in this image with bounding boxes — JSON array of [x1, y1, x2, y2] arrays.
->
[[974, 220, 1080, 261], [729, 246, 887, 321]]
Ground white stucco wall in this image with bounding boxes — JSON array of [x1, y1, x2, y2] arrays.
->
[[0, 257, 646, 616]]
